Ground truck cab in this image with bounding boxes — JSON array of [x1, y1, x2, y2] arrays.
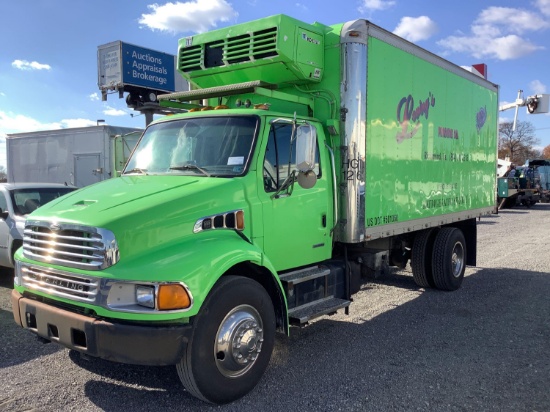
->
[[12, 107, 340, 404], [123, 109, 333, 271]]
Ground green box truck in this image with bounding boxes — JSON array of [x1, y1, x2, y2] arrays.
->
[[11, 15, 498, 404]]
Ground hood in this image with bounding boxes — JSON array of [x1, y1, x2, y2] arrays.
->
[[29, 176, 249, 260]]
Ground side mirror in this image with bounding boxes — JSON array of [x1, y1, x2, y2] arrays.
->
[[0, 208, 8, 220], [295, 124, 318, 189], [295, 125, 316, 172]]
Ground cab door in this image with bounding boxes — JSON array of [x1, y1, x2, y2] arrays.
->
[[258, 119, 333, 271]]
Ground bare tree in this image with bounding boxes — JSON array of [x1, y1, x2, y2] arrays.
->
[[542, 144, 550, 160], [0, 166, 6, 182], [498, 121, 540, 164]]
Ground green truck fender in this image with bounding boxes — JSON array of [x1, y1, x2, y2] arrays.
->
[[117, 230, 289, 332], [181, 233, 289, 333]]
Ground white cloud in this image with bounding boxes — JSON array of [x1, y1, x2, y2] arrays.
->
[[530, 80, 547, 94], [359, 0, 395, 12], [499, 115, 514, 124], [89, 93, 100, 101], [393, 16, 438, 42], [437, 6, 548, 61], [438, 34, 542, 60], [474, 7, 549, 35], [0, 111, 96, 135], [103, 106, 128, 116], [1, 111, 60, 133], [61, 119, 98, 128], [295, 3, 308, 11], [11, 60, 51, 71], [139, 0, 238, 34], [536, 0, 550, 16]]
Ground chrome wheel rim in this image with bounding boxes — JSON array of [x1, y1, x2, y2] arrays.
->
[[451, 241, 465, 278], [215, 304, 264, 378]]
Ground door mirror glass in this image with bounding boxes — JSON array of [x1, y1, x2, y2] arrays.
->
[[295, 125, 317, 173], [295, 124, 318, 189]]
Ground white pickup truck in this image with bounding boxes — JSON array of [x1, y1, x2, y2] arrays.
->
[[0, 183, 76, 268]]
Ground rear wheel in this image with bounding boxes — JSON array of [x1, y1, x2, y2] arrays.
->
[[177, 276, 275, 404], [432, 227, 466, 291], [411, 228, 438, 288]]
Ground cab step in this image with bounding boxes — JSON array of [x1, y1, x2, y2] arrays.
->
[[288, 297, 350, 326], [279, 266, 330, 286]]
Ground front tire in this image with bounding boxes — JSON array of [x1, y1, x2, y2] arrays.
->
[[177, 276, 275, 404], [432, 227, 466, 291]]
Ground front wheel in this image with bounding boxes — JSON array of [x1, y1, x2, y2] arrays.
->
[[177, 276, 276, 404], [432, 227, 466, 291]]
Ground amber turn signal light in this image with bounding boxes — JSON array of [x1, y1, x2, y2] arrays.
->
[[157, 284, 191, 310]]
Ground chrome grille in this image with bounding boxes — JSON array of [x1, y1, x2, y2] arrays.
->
[[20, 264, 99, 303], [23, 221, 119, 270]]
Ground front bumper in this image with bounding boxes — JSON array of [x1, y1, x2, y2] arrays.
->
[[11, 289, 192, 366]]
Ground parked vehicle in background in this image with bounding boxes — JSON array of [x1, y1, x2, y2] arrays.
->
[[6, 126, 142, 188], [0, 183, 77, 268], [497, 159, 550, 209], [526, 159, 550, 203]]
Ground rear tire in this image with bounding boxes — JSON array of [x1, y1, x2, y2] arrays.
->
[[432, 227, 466, 291], [177, 276, 275, 404], [411, 228, 438, 288]]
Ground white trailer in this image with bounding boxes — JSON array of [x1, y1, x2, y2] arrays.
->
[[7, 125, 142, 187]]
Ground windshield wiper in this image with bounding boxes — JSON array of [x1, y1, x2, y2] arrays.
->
[[124, 168, 148, 175], [170, 163, 210, 177]]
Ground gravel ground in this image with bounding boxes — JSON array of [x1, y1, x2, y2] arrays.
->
[[1, 204, 549, 411]]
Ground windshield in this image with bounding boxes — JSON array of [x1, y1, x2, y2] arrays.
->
[[9, 187, 75, 216], [124, 116, 258, 177]]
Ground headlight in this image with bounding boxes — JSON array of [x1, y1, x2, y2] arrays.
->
[[134, 283, 192, 311], [136, 285, 155, 308], [107, 281, 193, 312]]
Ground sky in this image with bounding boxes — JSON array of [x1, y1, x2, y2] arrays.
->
[[1, 0, 550, 170]]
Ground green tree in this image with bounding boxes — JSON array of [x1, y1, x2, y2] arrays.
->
[[498, 120, 540, 164]]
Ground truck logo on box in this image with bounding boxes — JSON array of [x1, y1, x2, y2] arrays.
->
[[395, 92, 436, 143], [476, 106, 487, 132]]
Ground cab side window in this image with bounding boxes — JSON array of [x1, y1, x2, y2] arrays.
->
[[263, 124, 320, 192]]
